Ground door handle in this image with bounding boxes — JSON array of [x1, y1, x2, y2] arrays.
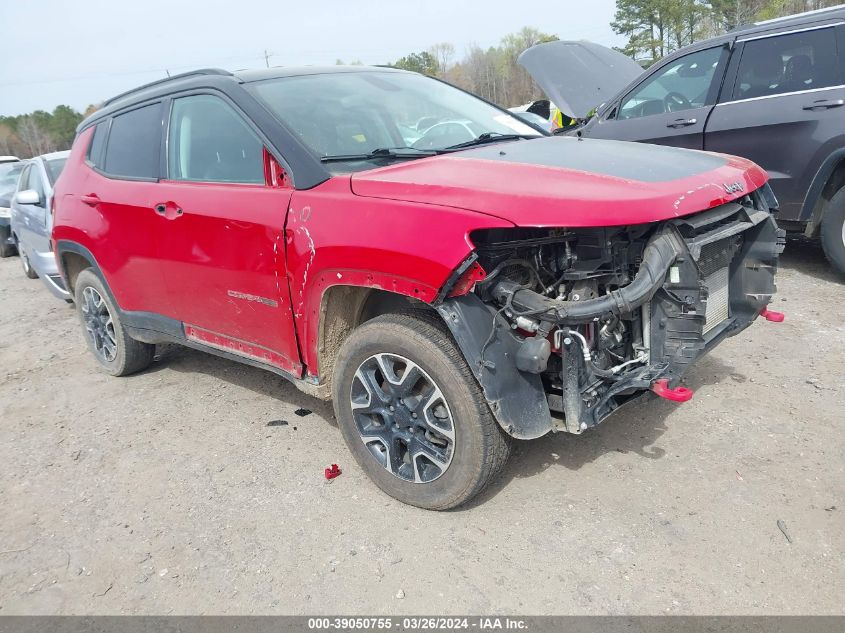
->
[[153, 202, 183, 219], [803, 99, 844, 111], [667, 118, 697, 128], [81, 194, 100, 207]]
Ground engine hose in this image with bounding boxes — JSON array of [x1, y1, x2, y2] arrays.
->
[[491, 228, 686, 325]]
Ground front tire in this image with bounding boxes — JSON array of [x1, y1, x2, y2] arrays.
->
[[0, 227, 15, 258], [333, 313, 510, 510], [821, 187, 845, 277], [73, 269, 154, 376]]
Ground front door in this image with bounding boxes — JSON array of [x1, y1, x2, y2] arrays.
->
[[704, 25, 845, 219], [587, 45, 729, 150], [156, 93, 300, 375]]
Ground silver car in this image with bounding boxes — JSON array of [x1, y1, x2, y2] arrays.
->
[[10, 151, 71, 300]]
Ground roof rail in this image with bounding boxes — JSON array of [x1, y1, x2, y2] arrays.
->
[[753, 3, 845, 26], [102, 68, 233, 107]]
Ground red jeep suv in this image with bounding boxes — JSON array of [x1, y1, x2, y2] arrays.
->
[[53, 67, 784, 509]]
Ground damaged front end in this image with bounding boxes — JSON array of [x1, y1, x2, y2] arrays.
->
[[437, 188, 785, 439]]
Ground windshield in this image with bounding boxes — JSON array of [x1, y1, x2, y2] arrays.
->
[[248, 71, 541, 171], [45, 157, 68, 184], [0, 162, 24, 196]]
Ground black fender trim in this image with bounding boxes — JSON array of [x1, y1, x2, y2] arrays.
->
[[801, 148, 845, 235], [54, 240, 114, 302], [436, 294, 552, 440]]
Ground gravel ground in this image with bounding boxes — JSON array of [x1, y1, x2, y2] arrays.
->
[[0, 241, 842, 615]]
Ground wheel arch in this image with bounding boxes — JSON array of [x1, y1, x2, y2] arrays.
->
[[802, 149, 845, 237], [311, 284, 436, 397], [314, 284, 552, 440], [55, 240, 110, 299]]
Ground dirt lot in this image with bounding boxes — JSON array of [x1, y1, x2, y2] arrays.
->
[[0, 242, 842, 615]]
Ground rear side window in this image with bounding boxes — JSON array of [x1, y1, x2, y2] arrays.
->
[[733, 27, 840, 100], [45, 157, 67, 184], [103, 104, 162, 179], [167, 95, 264, 184], [86, 123, 107, 167]]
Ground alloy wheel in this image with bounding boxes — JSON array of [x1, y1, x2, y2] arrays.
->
[[350, 353, 455, 483], [81, 286, 117, 363]]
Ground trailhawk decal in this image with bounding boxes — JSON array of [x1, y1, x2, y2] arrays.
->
[[227, 290, 279, 308]]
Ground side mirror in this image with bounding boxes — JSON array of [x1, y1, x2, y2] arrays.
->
[[15, 189, 40, 206]]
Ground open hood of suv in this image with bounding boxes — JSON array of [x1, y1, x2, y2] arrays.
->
[[350, 137, 768, 227], [517, 41, 643, 118]]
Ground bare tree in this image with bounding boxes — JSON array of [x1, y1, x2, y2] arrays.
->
[[17, 116, 54, 157], [428, 42, 456, 74]]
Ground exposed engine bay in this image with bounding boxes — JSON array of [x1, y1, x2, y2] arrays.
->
[[438, 188, 785, 438]]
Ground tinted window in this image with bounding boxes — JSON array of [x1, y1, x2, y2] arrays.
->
[[619, 47, 723, 119], [168, 95, 264, 184], [87, 123, 107, 166], [45, 158, 67, 184], [103, 104, 161, 179], [733, 28, 840, 100]]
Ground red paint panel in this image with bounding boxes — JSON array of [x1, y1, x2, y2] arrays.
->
[[351, 150, 768, 227], [285, 177, 513, 377], [153, 180, 299, 372], [53, 127, 170, 312]]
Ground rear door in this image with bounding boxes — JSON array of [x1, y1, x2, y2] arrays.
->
[[586, 45, 729, 150], [82, 103, 170, 312], [154, 93, 300, 375], [704, 24, 845, 220]]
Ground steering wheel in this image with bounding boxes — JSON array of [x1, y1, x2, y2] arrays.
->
[[412, 122, 475, 150], [664, 91, 692, 112]]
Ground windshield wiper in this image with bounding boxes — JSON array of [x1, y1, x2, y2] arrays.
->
[[320, 147, 438, 163], [443, 132, 537, 151]]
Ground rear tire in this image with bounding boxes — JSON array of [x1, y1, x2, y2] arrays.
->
[[0, 228, 15, 258], [820, 187, 845, 277], [332, 313, 510, 510], [73, 269, 154, 376], [18, 242, 38, 279]]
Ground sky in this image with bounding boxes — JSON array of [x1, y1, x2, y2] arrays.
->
[[0, 0, 623, 117]]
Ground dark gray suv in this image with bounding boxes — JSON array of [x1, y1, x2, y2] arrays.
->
[[520, 6, 845, 274]]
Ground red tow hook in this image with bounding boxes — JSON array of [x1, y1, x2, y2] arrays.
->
[[760, 307, 785, 323], [651, 379, 694, 403]]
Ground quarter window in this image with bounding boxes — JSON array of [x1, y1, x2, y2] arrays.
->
[[619, 47, 724, 120], [86, 122, 107, 167], [732, 28, 840, 101], [102, 104, 162, 179], [167, 95, 264, 184]]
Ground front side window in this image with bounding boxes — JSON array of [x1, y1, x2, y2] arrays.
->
[[732, 27, 840, 101], [247, 71, 541, 172], [27, 166, 45, 204], [167, 95, 264, 184], [619, 47, 724, 120], [103, 103, 161, 179]]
